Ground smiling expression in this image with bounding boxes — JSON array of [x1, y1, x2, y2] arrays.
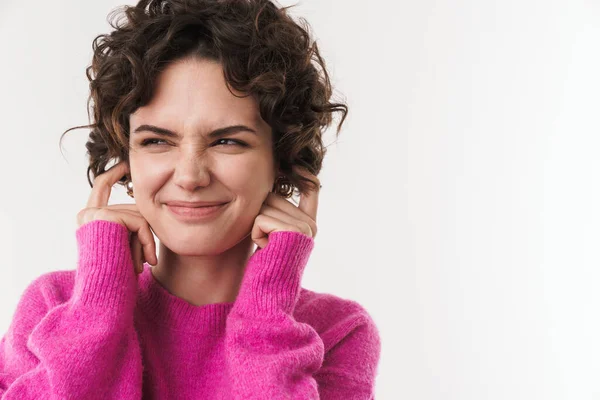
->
[[128, 57, 278, 256]]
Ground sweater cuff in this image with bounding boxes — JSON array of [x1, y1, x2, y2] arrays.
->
[[72, 220, 136, 309], [233, 230, 315, 317]]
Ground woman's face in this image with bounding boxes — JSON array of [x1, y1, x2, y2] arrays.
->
[[128, 57, 276, 255]]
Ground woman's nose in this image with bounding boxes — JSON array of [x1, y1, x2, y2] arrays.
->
[[172, 146, 212, 192]]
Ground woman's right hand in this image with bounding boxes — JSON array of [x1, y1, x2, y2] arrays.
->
[[76, 161, 157, 275]]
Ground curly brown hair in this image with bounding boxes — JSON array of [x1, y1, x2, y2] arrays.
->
[[60, 0, 347, 198]]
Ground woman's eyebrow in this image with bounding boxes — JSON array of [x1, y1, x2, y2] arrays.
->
[[132, 124, 257, 138]]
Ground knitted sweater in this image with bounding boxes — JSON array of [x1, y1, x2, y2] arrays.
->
[[0, 220, 381, 399]]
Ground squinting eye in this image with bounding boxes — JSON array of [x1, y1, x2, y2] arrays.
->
[[139, 138, 247, 147], [140, 138, 166, 146], [215, 139, 247, 147]]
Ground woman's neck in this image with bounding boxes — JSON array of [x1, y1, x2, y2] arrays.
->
[[151, 234, 256, 307]]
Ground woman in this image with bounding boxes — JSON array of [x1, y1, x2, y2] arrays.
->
[[0, 0, 381, 398]]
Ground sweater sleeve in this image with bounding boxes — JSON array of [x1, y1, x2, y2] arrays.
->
[[0, 220, 143, 399], [312, 313, 382, 399], [224, 231, 381, 399]]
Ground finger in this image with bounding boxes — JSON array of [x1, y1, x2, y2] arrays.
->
[[141, 249, 147, 273], [77, 207, 140, 227], [86, 161, 129, 209], [136, 237, 145, 274], [298, 190, 318, 225], [265, 192, 315, 223], [295, 167, 320, 222], [117, 214, 157, 266], [130, 232, 142, 274], [100, 207, 141, 217], [138, 223, 158, 265], [259, 204, 315, 237], [77, 206, 138, 227], [251, 214, 298, 248], [251, 214, 269, 249], [104, 204, 139, 211], [108, 209, 157, 265]]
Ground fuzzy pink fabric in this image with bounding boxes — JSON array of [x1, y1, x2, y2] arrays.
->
[[0, 220, 381, 399]]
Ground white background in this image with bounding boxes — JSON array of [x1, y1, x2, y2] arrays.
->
[[1, 0, 600, 399]]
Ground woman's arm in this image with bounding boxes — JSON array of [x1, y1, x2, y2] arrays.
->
[[225, 230, 381, 399], [312, 313, 381, 399], [0, 220, 143, 399]]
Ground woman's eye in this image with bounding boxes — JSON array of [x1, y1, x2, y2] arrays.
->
[[140, 138, 246, 147], [141, 138, 166, 146], [214, 138, 246, 147]]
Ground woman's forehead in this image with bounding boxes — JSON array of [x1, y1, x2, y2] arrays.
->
[[146, 61, 256, 111], [129, 59, 266, 132]]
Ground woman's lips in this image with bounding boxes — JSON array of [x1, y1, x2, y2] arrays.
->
[[166, 202, 228, 221]]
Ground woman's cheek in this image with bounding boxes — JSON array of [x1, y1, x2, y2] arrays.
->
[[220, 156, 273, 192]]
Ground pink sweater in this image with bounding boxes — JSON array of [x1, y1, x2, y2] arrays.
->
[[0, 220, 381, 399]]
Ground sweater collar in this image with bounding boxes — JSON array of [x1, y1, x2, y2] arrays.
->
[[136, 263, 235, 335]]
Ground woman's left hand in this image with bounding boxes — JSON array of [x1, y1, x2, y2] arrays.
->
[[251, 166, 320, 249]]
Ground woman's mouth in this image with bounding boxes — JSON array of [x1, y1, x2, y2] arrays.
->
[[165, 202, 229, 222]]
